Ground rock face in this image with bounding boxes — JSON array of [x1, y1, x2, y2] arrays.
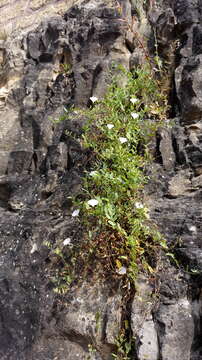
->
[[0, 1, 132, 359], [145, 0, 202, 358], [0, 0, 81, 34], [0, 0, 202, 359]]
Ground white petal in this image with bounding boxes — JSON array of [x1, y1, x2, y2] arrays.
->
[[63, 238, 71, 246], [72, 209, 80, 217], [90, 96, 98, 103], [117, 266, 127, 275], [189, 225, 197, 233], [135, 202, 144, 209], [130, 97, 138, 104], [89, 171, 98, 177], [131, 112, 139, 119], [119, 137, 127, 144], [31, 243, 38, 254], [107, 124, 114, 129], [87, 199, 99, 207]]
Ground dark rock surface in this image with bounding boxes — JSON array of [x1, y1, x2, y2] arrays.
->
[[0, 1, 132, 359], [1, 0, 202, 359], [145, 0, 202, 358]]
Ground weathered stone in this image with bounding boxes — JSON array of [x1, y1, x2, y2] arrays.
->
[[131, 275, 159, 360], [56, 280, 122, 358], [158, 127, 176, 171], [179, 55, 202, 124], [144, 5, 202, 359], [192, 174, 202, 188], [157, 300, 194, 360], [168, 170, 192, 197], [137, 317, 159, 360], [0, 0, 82, 34], [131, 275, 154, 335]]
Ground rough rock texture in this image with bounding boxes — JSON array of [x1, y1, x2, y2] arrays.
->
[[0, 0, 81, 34], [145, 0, 202, 359], [1, 0, 202, 359], [0, 1, 133, 359]]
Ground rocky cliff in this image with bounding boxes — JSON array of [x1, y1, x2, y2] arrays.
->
[[0, 0, 202, 359]]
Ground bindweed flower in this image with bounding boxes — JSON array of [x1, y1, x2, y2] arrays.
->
[[189, 225, 197, 233], [87, 199, 99, 207], [130, 97, 138, 104], [131, 112, 139, 119], [89, 170, 98, 177], [107, 124, 114, 129], [119, 137, 127, 144], [63, 238, 71, 246], [116, 266, 127, 275], [135, 202, 144, 209], [72, 209, 80, 217], [90, 96, 98, 103], [30, 243, 38, 254]]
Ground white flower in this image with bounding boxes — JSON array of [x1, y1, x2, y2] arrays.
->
[[130, 97, 138, 104], [107, 124, 114, 129], [87, 199, 99, 207], [63, 238, 71, 246], [189, 225, 197, 233], [72, 209, 80, 217], [135, 202, 144, 209], [131, 112, 139, 119], [89, 170, 98, 177], [116, 266, 127, 275], [90, 96, 98, 103], [30, 243, 38, 254], [119, 137, 127, 144]]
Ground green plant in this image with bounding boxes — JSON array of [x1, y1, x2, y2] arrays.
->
[[72, 63, 167, 283], [43, 241, 75, 294], [112, 333, 132, 360], [86, 344, 96, 360], [60, 62, 72, 74], [49, 62, 168, 294]]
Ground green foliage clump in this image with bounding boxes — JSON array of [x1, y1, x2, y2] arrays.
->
[[75, 64, 167, 282], [48, 64, 168, 295]]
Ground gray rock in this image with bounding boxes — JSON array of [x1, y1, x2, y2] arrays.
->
[[156, 300, 194, 360], [138, 317, 159, 360], [131, 275, 159, 360], [158, 127, 176, 171], [56, 280, 122, 358], [0, 1, 134, 359]]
